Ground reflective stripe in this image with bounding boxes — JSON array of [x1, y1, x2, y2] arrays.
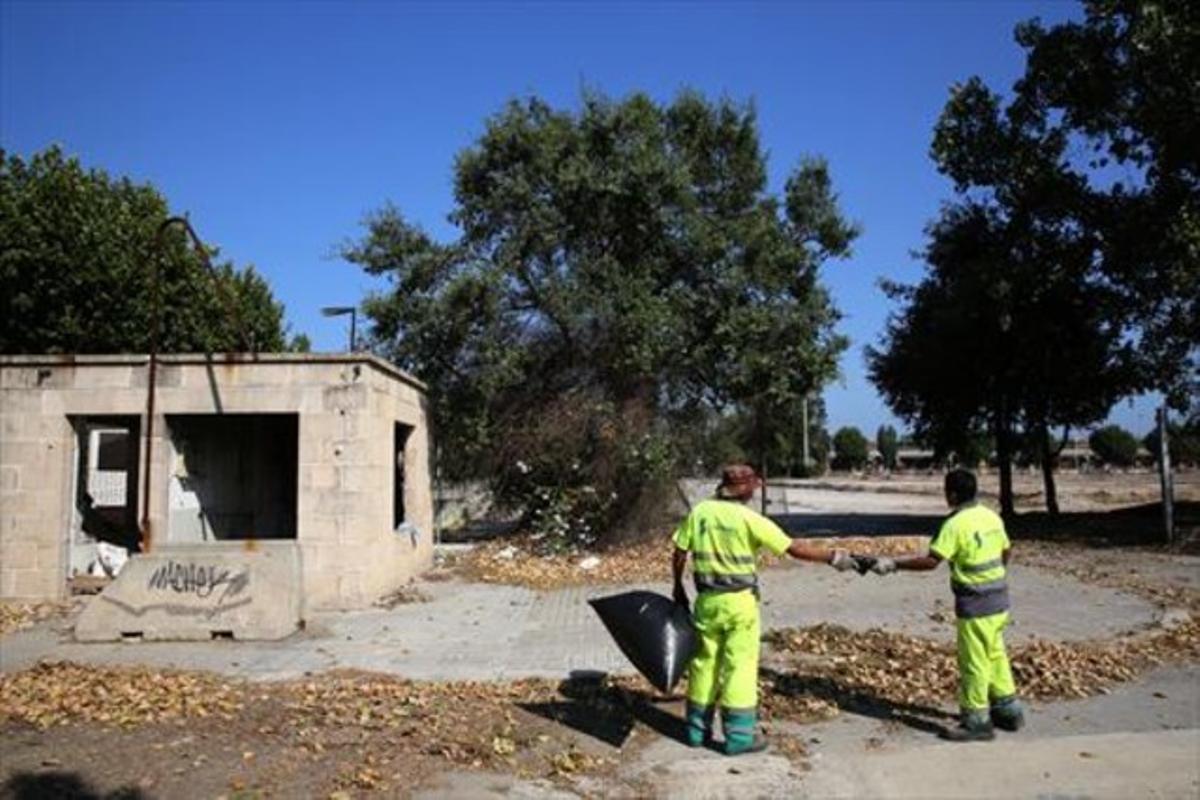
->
[[952, 578, 1010, 618], [960, 558, 1004, 575], [693, 551, 757, 566], [694, 571, 758, 594]]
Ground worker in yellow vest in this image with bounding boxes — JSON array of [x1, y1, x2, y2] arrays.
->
[[672, 464, 858, 755], [869, 468, 1024, 741]]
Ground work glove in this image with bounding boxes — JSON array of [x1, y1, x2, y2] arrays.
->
[[851, 554, 878, 575], [870, 557, 898, 575], [829, 549, 857, 572], [673, 584, 690, 611]]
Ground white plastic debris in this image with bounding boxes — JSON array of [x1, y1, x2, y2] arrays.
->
[[88, 542, 129, 578], [494, 545, 518, 561], [578, 556, 601, 571]]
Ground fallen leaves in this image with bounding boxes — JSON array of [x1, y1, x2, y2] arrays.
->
[[762, 613, 1200, 715], [0, 600, 75, 637], [0, 661, 244, 728], [457, 535, 669, 589], [457, 534, 933, 590]]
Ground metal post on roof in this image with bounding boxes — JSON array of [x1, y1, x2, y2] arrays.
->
[[141, 216, 252, 552]]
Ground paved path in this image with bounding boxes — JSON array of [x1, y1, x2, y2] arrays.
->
[[0, 561, 1163, 682]]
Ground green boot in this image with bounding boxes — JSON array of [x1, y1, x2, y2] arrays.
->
[[990, 695, 1025, 732], [685, 702, 714, 748], [722, 708, 768, 755], [941, 709, 996, 742]]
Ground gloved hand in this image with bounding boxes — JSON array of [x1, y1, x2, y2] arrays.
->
[[871, 557, 898, 575], [673, 584, 690, 610], [829, 549, 857, 572], [851, 554, 878, 575]]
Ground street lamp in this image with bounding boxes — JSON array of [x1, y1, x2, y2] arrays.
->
[[321, 306, 357, 352]]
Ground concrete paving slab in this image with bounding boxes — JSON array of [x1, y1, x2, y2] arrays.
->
[[0, 561, 1161, 684], [800, 728, 1200, 799]]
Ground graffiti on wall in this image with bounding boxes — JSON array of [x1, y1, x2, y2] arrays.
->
[[146, 560, 250, 604]]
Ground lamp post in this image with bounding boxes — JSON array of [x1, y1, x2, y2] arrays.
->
[[321, 306, 357, 352]]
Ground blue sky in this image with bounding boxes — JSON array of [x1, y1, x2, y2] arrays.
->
[[0, 0, 1162, 437]]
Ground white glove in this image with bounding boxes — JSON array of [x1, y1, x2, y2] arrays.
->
[[829, 549, 856, 572], [871, 557, 898, 575]]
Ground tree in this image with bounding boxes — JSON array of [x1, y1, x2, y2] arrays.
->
[[1144, 420, 1200, 468], [342, 91, 857, 542], [876, 424, 899, 470], [0, 146, 291, 354], [870, 66, 1138, 517], [1013, 1, 1199, 415], [1089, 425, 1139, 467], [832, 426, 869, 472]]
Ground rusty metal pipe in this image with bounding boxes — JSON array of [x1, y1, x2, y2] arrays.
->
[[140, 216, 254, 552]]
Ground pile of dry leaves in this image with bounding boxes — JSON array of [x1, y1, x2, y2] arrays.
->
[[0, 660, 244, 728], [457, 536, 669, 589], [0, 664, 621, 778], [0, 601, 73, 637], [764, 614, 1200, 712], [457, 534, 932, 590]]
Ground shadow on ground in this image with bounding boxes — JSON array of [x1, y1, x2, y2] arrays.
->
[[762, 667, 955, 737], [0, 771, 148, 800], [777, 502, 1198, 549], [519, 670, 686, 748]]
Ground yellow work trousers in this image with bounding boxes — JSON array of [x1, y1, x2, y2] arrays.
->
[[687, 589, 760, 712], [957, 610, 1017, 711]]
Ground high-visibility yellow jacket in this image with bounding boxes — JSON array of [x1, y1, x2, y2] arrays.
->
[[929, 502, 1011, 618], [672, 499, 792, 595]]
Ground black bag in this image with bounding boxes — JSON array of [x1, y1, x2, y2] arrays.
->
[[588, 590, 698, 692]]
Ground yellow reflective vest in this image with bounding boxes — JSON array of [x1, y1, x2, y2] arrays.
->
[[672, 499, 792, 595], [929, 502, 1011, 618]]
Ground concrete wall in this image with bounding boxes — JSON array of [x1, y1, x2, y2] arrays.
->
[[0, 354, 433, 612]]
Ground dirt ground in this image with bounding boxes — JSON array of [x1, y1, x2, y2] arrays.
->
[[802, 468, 1200, 511]]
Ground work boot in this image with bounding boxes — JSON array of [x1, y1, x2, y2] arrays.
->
[[940, 710, 996, 742], [721, 708, 767, 755], [990, 696, 1025, 732], [724, 733, 769, 756], [685, 702, 715, 748]]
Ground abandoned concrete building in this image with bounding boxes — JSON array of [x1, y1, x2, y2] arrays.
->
[[0, 353, 433, 640]]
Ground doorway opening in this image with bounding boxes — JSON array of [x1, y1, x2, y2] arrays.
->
[[166, 414, 298, 542]]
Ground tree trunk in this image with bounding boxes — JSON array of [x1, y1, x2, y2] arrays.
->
[[995, 399, 1016, 518], [1039, 426, 1060, 516]]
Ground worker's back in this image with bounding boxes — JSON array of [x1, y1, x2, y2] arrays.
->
[[673, 499, 791, 594]]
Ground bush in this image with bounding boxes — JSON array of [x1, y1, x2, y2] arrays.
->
[[492, 390, 676, 551], [876, 425, 899, 470], [832, 426, 870, 471], [1089, 425, 1139, 467]]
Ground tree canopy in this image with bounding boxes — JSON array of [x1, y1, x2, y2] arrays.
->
[[868, 0, 1195, 515], [1088, 425, 1139, 467], [832, 426, 869, 472], [1, 146, 292, 354], [343, 91, 856, 540], [1013, 0, 1199, 411]]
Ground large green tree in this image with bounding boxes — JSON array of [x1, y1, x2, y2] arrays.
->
[[869, 75, 1136, 515], [1, 146, 291, 354], [867, 0, 1195, 516], [1014, 0, 1199, 411], [343, 91, 856, 540]]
